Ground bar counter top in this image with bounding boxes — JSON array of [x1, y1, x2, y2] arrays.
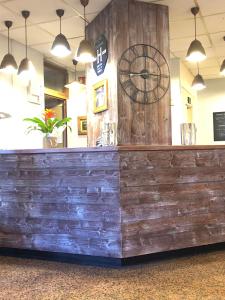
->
[[0, 144, 225, 263], [1, 144, 225, 154]]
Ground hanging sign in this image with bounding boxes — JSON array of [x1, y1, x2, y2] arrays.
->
[[93, 34, 108, 76]]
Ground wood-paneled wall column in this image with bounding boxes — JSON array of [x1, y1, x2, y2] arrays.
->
[[86, 0, 171, 146]]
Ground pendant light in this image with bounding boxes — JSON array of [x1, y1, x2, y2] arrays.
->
[[220, 37, 225, 76], [0, 112, 11, 119], [220, 59, 225, 76], [0, 21, 18, 74], [186, 7, 206, 63], [65, 59, 85, 88], [75, 0, 96, 63], [51, 9, 71, 58], [18, 11, 35, 81], [192, 64, 206, 91]]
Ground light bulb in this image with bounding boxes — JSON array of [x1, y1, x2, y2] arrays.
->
[[192, 74, 206, 91], [186, 40, 206, 63], [75, 40, 96, 63], [18, 58, 35, 82]]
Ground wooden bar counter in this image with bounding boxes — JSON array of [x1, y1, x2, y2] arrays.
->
[[0, 145, 225, 263]]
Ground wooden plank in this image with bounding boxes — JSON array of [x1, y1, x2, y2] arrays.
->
[[156, 5, 171, 144], [120, 148, 225, 257]]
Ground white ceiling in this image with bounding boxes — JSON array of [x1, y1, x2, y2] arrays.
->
[[142, 0, 225, 79], [0, 0, 224, 78]]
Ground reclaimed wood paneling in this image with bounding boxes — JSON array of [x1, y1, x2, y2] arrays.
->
[[0, 150, 122, 258], [86, 0, 171, 146], [0, 146, 225, 259], [120, 148, 225, 257], [86, 0, 123, 147]]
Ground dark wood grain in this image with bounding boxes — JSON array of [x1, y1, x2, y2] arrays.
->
[[86, 0, 171, 146]]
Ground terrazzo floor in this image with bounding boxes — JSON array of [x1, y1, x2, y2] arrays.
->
[[0, 250, 224, 300]]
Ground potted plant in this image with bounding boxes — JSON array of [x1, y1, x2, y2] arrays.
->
[[24, 109, 72, 148]]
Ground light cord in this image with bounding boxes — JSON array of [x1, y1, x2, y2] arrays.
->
[[7, 27, 10, 53], [194, 14, 197, 40], [84, 5, 86, 39], [25, 17, 28, 58]]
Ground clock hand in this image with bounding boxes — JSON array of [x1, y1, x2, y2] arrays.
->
[[129, 72, 159, 77], [129, 72, 169, 78]]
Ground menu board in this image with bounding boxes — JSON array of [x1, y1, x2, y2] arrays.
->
[[213, 112, 225, 141]]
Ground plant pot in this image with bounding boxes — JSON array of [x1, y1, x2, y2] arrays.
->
[[43, 135, 58, 148]]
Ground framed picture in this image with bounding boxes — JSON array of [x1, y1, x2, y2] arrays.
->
[[93, 79, 108, 113], [77, 116, 87, 135]]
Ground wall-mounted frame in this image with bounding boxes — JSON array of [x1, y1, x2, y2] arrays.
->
[[44, 87, 68, 100], [213, 112, 225, 141], [77, 116, 87, 135], [28, 94, 40, 105], [93, 79, 108, 114]]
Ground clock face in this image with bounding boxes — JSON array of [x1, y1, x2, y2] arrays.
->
[[118, 44, 170, 104]]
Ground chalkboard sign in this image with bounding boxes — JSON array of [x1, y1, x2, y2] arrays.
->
[[93, 35, 108, 76], [213, 112, 225, 141]]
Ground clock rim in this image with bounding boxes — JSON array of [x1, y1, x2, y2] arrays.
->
[[118, 43, 170, 105]]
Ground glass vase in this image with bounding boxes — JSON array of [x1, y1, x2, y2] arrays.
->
[[43, 134, 58, 148]]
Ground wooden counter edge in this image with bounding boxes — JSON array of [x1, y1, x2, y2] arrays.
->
[[1, 144, 225, 155]]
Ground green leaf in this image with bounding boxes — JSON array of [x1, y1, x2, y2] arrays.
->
[[24, 116, 72, 134], [55, 117, 72, 128], [24, 117, 48, 133]]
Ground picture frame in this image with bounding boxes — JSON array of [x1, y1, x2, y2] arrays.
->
[[93, 79, 108, 114], [77, 116, 87, 135]]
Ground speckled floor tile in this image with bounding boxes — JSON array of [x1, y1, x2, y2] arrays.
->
[[0, 250, 224, 300]]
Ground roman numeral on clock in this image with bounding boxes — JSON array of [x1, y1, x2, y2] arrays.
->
[[123, 79, 133, 90], [130, 46, 139, 57], [119, 69, 130, 76], [142, 45, 148, 57]]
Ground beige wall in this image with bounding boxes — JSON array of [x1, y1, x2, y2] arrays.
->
[[170, 58, 197, 145], [67, 83, 87, 148], [170, 58, 225, 146], [196, 78, 225, 145], [0, 33, 44, 150]]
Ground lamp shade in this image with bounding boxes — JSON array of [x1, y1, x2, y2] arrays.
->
[[0, 112, 11, 119], [51, 33, 71, 58], [192, 74, 206, 91], [220, 59, 225, 76], [75, 39, 96, 63], [186, 39, 206, 62], [65, 81, 85, 89], [18, 58, 35, 81], [0, 53, 18, 74]]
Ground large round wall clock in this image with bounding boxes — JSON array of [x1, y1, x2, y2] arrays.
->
[[118, 44, 170, 104]]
